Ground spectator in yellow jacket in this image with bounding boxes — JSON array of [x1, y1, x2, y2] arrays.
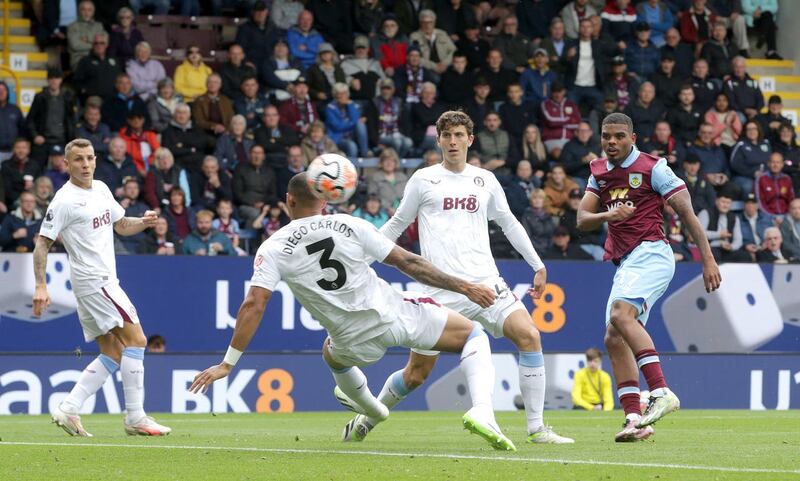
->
[[174, 46, 212, 102], [572, 348, 614, 411]]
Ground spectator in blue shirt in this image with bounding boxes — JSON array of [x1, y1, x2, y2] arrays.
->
[[625, 22, 660, 79], [636, 0, 674, 47], [353, 194, 390, 229], [0, 81, 25, 163], [520, 48, 558, 106], [287, 9, 325, 69], [325, 83, 371, 158], [76, 98, 111, 157], [182, 209, 236, 256]]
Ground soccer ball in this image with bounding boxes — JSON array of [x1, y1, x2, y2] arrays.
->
[[306, 153, 358, 204]]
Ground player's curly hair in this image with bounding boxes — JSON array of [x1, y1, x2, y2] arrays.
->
[[436, 110, 474, 137]]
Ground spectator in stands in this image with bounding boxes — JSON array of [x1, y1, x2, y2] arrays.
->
[[234, 76, 268, 133], [192, 73, 234, 138], [107, 7, 142, 66], [162, 186, 195, 239], [625, 22, 660, 79], [221, 44, 257, 102], [367, 148, 406, 215], [493, 15, 533, 74], [44, 145, 70, 192], [699, 193, 751, 262], [233, 144, 278, 227], [161, 103, 210, 172], [2, 140, 41, 207], [409, 9, 456, 77], [342, 35, 386, 103], [651, 53, 682, 111], [513, 160, 540, 197], [260, 39, 304, 103], [588, 94, 621, 136], [103, 73, 149, 132], [127, 42, 166, 102], [757, 152, 794, 218], [780, 199, 800, 259], [325, 83, 371, 158], [518, 125, 549, 184], [601, 0, 638, 46], [456, 21, 489, 72], [143, 147, 191, 210], [666, 85, 703, 147], [624, 82, 664, 146], [279, 77, 319, 137], [516, 0, 559, 42], [254, 105, 299, 168], [393, 44, 436, 105], [740, 192, 771, 259], [498, 83, 537, 146], [370, 14, 408, 79], [272, 0, 306, 30], [32, 176, 53, 216], [705, 92, 742, 155], [700, 21, 735, 81], [147, 78, 182, 134], [479, 49, 517, 104], [742, 0, 782, 60], [0, 191, 41, 252], [679, 0, 716, 54], [27, 67, 76, 165], [520, 49, 557, 108], [183, 209, 236, 256], [307, 0, 355, 54], [561, 0, 599, 40], [118, 111, 159, 176], [723, 56, 764, 120], [636, 0, 673, 47], [212, 198, 246, 256], [756, 95, 793, 146], [541, 82, 581, 155], [117, 176, 149, 253], [301, 121, 340, 164], [140, 216, 179, 254], [691, 58, 720, 114], [661, 27, 696, 80], [564, 18, 605, 115], [129, 0, 169, 15], [436, 0, 476, 43], [253, 203, 290, 239], [464, 78, 491, 134], [67, 0, 106, 69], [95, 137, 138, 198], [235, 1, 280, 68], [571, 347, 614, 411], [146, 334, 166, 352], [521, 188, 556, 253], [775, 125, 800, 191], [644, 120, 686, 170], [561, 122, 601, 188], [710, 0, 750, 57], [563, 187, 605, 259], [76, 99, 111, 157], [190, 155, 232, 212], [679, 154, 717, 213], [410, 82, 446, 154], [604, 55, 640, 112], [543, 164, 580, 216], [74, 32, 122, 103], [307, 43, 346, 102], [215, 115, 253, 173], [731, 120, 770, 194], [691, 122, 738, 195], [0, 81, 25, 164], [475, 112, 519, 176], [174, 46, 213, 102], [366, 79, 412, 158], [288, 9, 325, 70], [757, 227, 797, 262], [352, 194, 390, 228], [435, 51, 470, 108], [544, 225, 594, 259], [275, 145, 306, 199]]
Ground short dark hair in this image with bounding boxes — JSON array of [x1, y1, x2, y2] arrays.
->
[[147, 334, 165, 348], [436, 110, 474, 137], [602, 113, 633, 133], [288, 172, 321, 204], [585, 347, 602, 361]]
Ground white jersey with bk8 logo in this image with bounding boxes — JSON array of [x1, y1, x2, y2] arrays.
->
[[39, 180, 126, 298], [250, 214, 402, 346], [382, 163, 543, 298]]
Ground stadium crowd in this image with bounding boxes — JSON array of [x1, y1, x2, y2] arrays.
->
[[1, 0, 799, 263]]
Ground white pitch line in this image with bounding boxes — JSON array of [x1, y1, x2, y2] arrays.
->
[[0, 441, 798, 475]]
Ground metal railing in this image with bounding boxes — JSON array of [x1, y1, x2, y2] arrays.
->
[[0, 64, 20, 102], [2, 0, 9, 67]]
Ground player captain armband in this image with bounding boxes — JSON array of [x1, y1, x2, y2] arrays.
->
[[223, 346, 243, 367]]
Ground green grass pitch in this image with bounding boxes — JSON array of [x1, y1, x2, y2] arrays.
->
[[1, 410, 798, 480]]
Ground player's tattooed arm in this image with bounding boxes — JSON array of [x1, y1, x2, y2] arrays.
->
[[32, 235, 55, 285], [668, 190, 722, 292], [383, 246, 496, 308], [113, 210, 158, 236]]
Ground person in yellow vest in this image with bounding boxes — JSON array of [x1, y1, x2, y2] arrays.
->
[[572, 347, 614, 411]]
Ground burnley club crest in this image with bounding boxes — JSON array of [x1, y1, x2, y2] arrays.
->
[[629, 173, 642, 189]]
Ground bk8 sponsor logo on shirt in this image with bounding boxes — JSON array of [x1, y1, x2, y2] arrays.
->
[[93, 210, 111, 229], [442, 195, 479, 213]]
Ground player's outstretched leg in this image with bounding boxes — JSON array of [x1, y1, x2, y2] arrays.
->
[[605, 324, 654, 442], [502, 311, 573, 444], [52, 353, 119, 437], [323, 338, 389, 426]]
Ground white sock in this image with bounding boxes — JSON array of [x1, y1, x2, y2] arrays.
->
[[377, 369, 413, 410], [332, 366, 387, 420], [519, 351, 546, 434], [121, 347, 146, 423], [459, 327, 495, 421], [60, 355, 118, 414]]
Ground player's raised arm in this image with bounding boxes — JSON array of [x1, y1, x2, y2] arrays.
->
[[32, 235, 55, 317], [190, 285, 273, 393], [382, 246, 496, 308], [667, 190, 722, 293]]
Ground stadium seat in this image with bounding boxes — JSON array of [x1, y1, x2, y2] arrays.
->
[[138, 24, 171, 54], [174, 28, 218, 55]]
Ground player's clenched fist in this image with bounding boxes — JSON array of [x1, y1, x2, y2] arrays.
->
[[32, 285, 51, 317], [142, 210, 158, 228], [189, 363, 233, 394], [463, 283, 496, 308], [607, 204, 636, 222]]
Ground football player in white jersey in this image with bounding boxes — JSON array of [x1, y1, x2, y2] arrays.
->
[[338, 111, 574, 444], [190, 173, 517, 451], [33, 139, 171, 437]]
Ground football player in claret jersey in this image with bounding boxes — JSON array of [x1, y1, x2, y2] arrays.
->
[[336, 110, 574, 445], [32, 139, 171, 436], [190, 173, 517, 451], [577, 113, 721, 441]]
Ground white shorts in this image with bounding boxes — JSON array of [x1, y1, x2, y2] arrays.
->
[[412, 275, 526, 356], [76, 283, 140, 342], [327, 293, 448, 367]]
